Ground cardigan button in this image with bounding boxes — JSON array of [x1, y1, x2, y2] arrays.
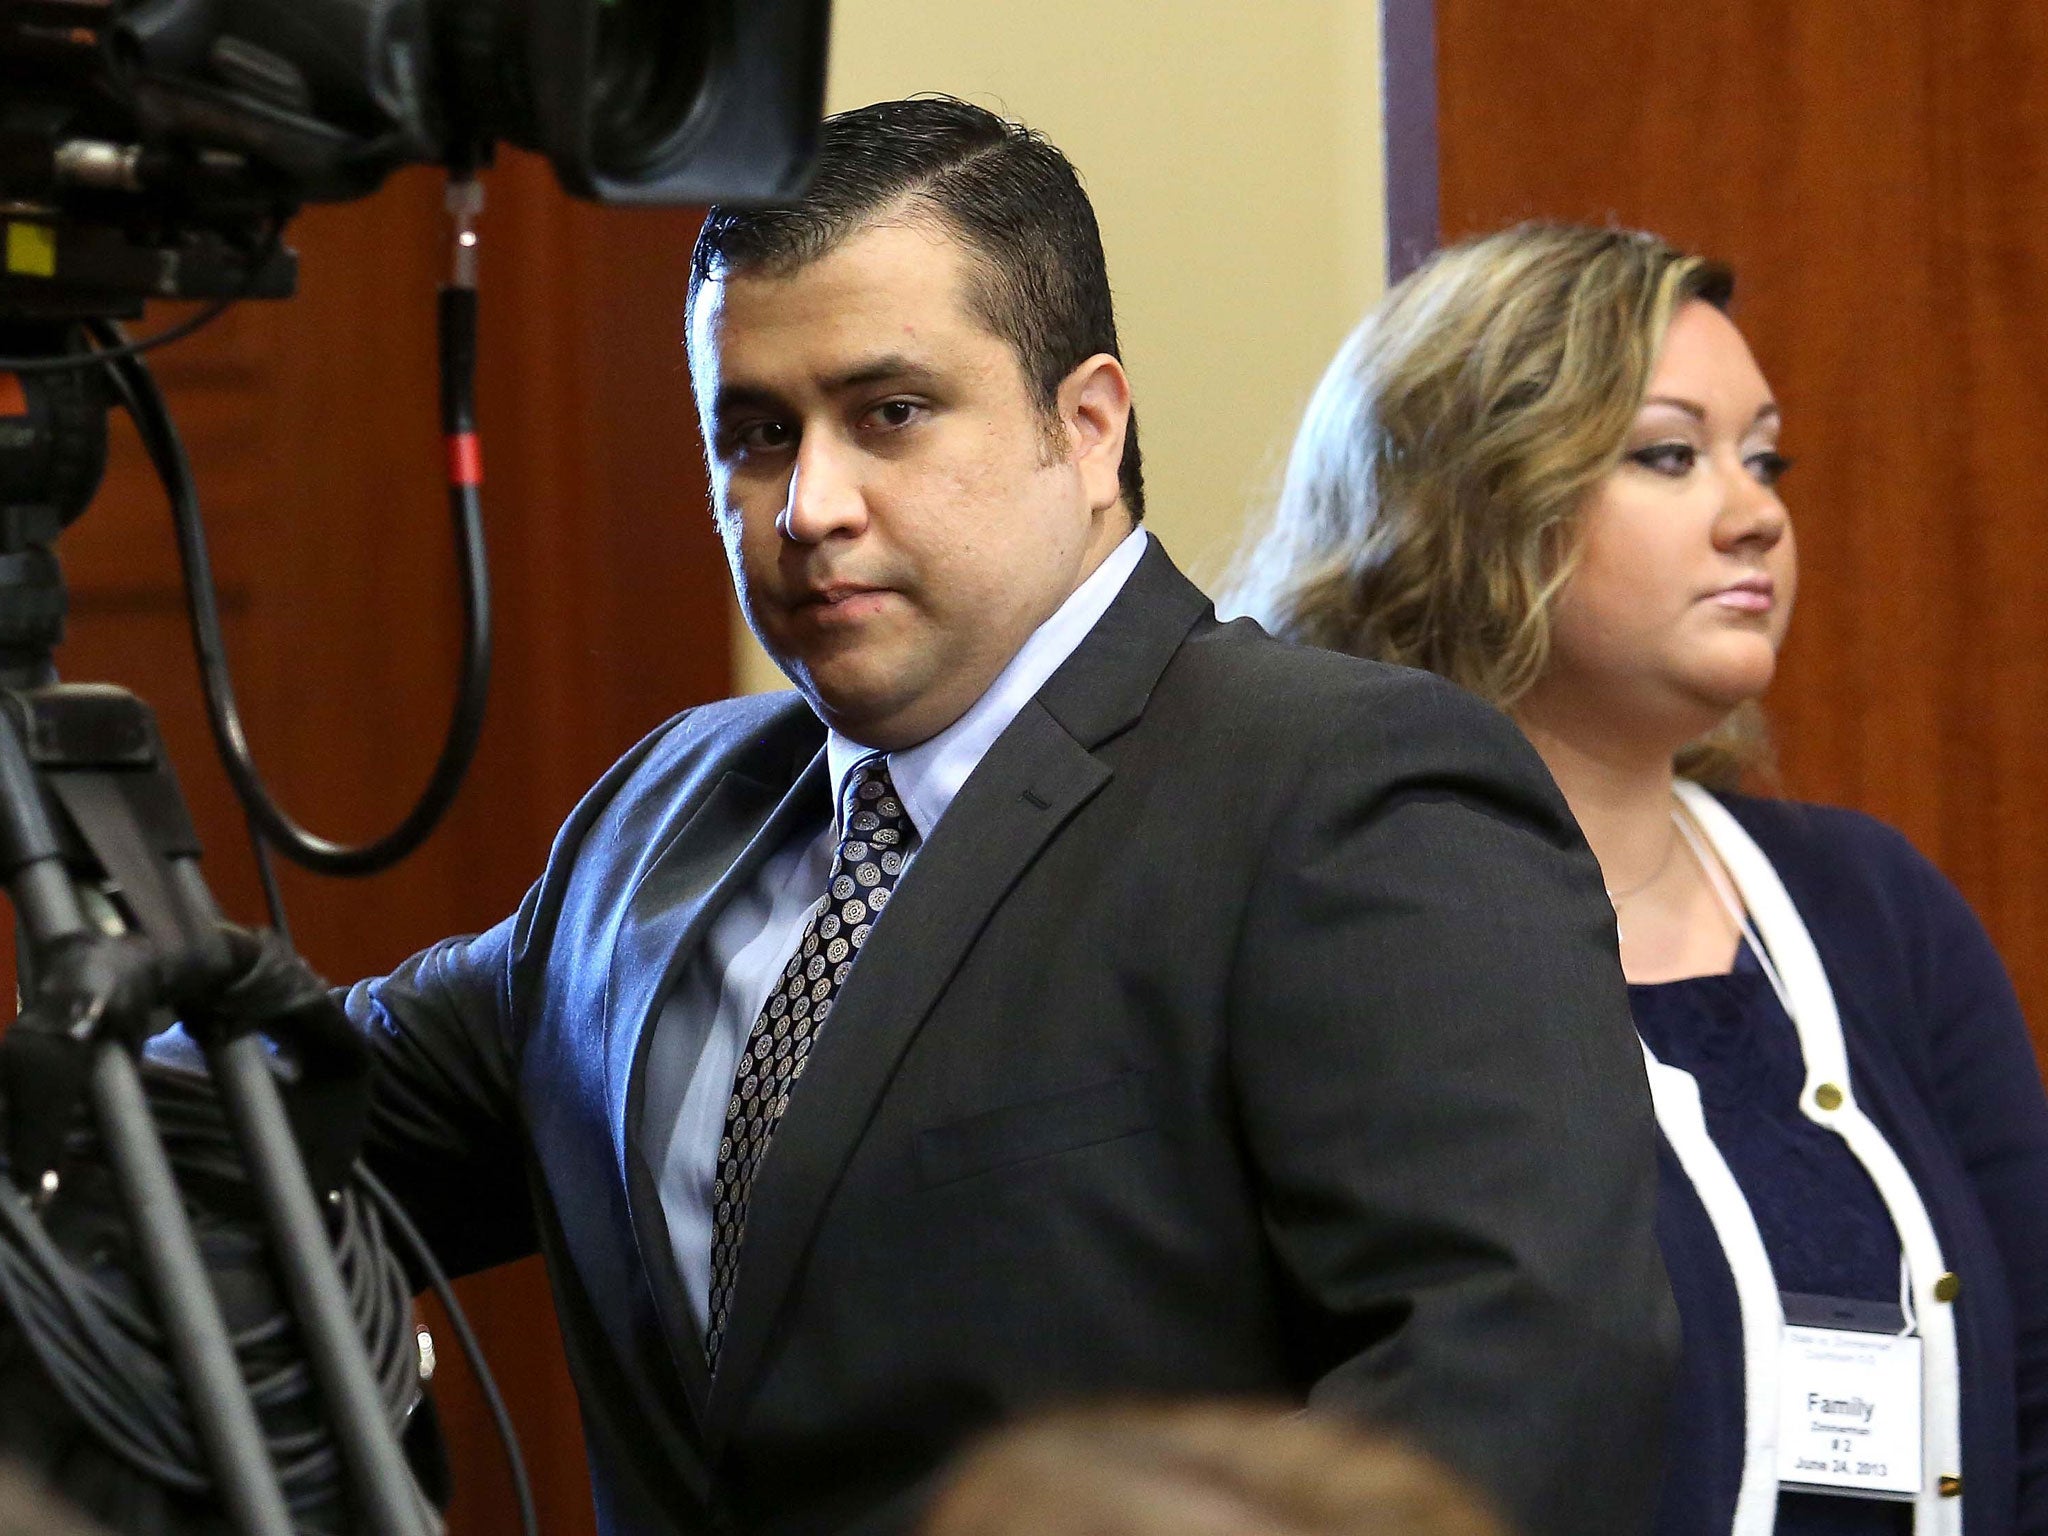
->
[[1813, 1082, 1844, 1111], [1934, 1272, 1962, 1303], [1939, 1475, 1962, 1497]]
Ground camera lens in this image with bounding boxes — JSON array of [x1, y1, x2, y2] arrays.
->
[[434, 0, 820, 201], [589, 0, 712, 175]]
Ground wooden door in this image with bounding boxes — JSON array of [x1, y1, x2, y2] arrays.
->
[[1435, 0, 2048, 1056]]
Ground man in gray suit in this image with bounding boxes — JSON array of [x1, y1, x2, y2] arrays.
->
[[351, 96, 1674, 1536]]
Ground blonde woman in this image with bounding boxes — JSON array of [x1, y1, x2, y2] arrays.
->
[[1230, 224, 2048, 1536]]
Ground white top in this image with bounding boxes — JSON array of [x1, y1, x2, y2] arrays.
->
[[641, 527, 1151, 1331]]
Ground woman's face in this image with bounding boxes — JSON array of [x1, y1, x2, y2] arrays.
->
[[1532, 299, 1796, 750]]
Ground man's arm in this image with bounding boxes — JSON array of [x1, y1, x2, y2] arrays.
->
[[340, 710, 696, 1280], [344, 914, 540, 1279], [1227, 672, 1674, 1536]]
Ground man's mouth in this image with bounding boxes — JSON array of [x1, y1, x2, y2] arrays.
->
[[794, 583, 895, 621]]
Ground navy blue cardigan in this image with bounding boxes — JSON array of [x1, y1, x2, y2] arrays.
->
[[1651, 795, 2048, 1536]]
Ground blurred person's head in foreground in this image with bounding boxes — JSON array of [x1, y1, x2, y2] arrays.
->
[[918, 1403, 1510, 1536], [0, 1460, 107, 1536]]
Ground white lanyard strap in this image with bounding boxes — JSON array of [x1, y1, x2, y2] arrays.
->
[[1671, 782, 1962, 1535], [1642, 1039, 1786, 1536], [1672, 808, 1793, 1018]]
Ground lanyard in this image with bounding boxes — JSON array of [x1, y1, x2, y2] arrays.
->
[[1672, 804, 1791, 1015], [1653, 783, 1962, 1534], [1673, 805, 1918, 1336]]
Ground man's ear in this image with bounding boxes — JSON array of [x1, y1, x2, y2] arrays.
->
[[1056, 353, 1132, 516]]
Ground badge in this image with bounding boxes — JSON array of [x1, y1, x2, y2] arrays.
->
[[1776, 1294, 1923, 1500]]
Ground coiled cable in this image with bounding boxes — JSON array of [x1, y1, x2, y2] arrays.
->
[[0, 1061, 418, 1530]]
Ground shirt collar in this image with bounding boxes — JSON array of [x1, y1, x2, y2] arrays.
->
[[826, 526, 1150, 841]]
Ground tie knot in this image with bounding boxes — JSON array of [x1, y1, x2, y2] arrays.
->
[[841, 756, 907, 843]]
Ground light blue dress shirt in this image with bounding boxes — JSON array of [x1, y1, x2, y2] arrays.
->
[[641, 527, 1150, 1331]]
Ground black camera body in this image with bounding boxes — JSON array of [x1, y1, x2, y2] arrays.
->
[[0, 0, 831, 310]]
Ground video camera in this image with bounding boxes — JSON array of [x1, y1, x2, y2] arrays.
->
[[0, 0, 831, 312]]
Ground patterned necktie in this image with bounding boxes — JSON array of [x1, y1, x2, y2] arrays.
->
[[704, 755, 913, 1366]]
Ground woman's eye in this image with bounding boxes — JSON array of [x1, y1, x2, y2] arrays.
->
[[1749, 450, 1794, 487], [1628, 442, 1697, 477]]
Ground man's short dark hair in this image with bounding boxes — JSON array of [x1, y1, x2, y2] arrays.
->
[[689, 95, 1145, 521]]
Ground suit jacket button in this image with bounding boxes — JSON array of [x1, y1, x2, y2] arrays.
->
[[1813, 1082, 1844, 1111], [1934, 1271, 1961, 1303], [1939, 1475, 1963, 1497]]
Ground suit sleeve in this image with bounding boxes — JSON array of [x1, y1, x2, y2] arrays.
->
[[342, 713, 689, 1280], [1227, 673, 1675, 1536], [1902, 838, 2048, 1533], [345, 910, 541, 1279]]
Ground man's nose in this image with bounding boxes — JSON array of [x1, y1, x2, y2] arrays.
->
[[778, 435, 867, 544]]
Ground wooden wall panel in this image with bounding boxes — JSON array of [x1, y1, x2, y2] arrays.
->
[[1437, 0, 2048, 1053], [27, 151, 728, 1531]]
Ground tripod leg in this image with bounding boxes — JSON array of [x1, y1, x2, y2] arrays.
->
[[12, 684, 441, 1532], [90, 1043, 299, 1536], [208, 1030, 439, 1536], [157, 842, 435, 1535], [0, 703, 296, 1533]]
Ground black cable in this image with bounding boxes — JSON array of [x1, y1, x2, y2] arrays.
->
[[244, 808, 293, 947], [0, 295, 240, 374], [0, 220, 287, 374], [86, 313, 495, 877], [2, 186, 526, 1524], [358, 1168, 539, 1536], [0, 1064, 422, 1518]]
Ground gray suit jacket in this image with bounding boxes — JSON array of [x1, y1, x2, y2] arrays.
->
[[348, 542, 1676, 1536]]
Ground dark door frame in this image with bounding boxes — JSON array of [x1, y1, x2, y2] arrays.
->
[[1382, 0, 1439, 282]]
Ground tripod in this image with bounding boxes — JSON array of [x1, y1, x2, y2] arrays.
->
[[0, 319, 439, 1535]]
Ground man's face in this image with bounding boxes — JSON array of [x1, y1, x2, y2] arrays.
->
[[691, 217, 1132, 750]]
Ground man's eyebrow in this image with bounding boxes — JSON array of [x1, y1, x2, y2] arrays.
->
[[709, 383, 786, 422], [824, 355, 944, 393], [707, 357, 945, 424]]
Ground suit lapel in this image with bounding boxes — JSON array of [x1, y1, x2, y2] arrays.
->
[[608, 736, 831, 1421], [701, 541, 1215, 1442], [1030, 538, 1214, 747], [703, 699, 1111, 1443]]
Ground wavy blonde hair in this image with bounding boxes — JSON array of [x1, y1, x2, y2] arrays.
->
[[1227, 222, 1768, 787]]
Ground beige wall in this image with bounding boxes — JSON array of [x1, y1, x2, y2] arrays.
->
[[731, 2, 1388, 694]]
